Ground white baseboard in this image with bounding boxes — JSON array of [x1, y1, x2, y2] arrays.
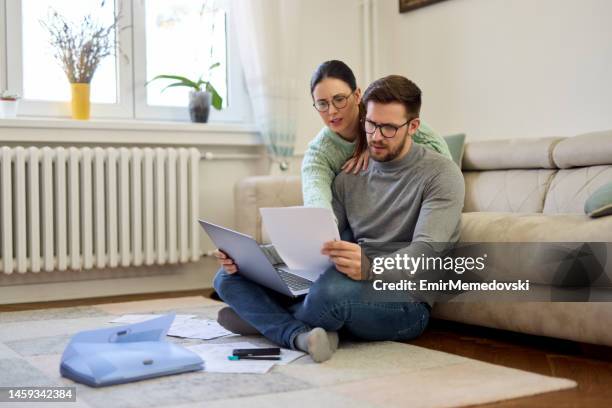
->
[[0, 258, 220, 305]]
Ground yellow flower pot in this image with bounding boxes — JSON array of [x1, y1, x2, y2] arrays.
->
[[70, 83, 91, 120]]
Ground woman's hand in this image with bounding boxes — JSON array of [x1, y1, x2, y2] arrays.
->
[[213, 250, 238, 274], [321, 241, 363, 280], [342, 149, 370, 174]]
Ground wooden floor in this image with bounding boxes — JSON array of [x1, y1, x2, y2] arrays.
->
[[2, 291, 612, 407], [412, 319, 612, 407]]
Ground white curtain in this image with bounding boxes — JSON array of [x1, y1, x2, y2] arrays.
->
[[231, 0, 301, 170]]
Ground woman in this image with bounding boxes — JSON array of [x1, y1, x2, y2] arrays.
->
[[302, 60, 452, 211]]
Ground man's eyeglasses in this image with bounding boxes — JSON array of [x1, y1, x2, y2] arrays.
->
[[364, 118, 414, 139], [313, 92, 354, 112]]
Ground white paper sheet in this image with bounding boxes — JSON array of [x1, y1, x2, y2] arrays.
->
[[188, 342, 273, 373], [260, 207, 339, 271], [109, 315, 233, 340], [187, 342, 306, 374], [109, 314, 196, 324], [167, 319, 235, 340]]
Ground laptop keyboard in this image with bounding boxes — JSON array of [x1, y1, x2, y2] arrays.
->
[[277, 269, 312, 291]]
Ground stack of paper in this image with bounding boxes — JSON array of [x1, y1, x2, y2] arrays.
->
[[109, 315, 234, 340], [259, 207, 339, 272], [167, 319, 235, 340], [108, 315, 307, 374], [109, 314, 196, 324]]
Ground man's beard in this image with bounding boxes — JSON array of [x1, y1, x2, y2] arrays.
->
[[368, 134, 408, 162]]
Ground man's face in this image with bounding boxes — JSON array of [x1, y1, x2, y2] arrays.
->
[[365, 101, 420, 162]]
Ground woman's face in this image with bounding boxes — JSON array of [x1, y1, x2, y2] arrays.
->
[[312, 78, 361, 136]]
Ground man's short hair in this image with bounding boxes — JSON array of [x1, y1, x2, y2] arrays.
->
[[362, 75, 422, 118]]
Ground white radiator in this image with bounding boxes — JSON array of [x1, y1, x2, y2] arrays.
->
[[0, 146, 200, 275]]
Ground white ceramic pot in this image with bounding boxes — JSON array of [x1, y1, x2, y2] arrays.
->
[[0, 99, 19, 118]]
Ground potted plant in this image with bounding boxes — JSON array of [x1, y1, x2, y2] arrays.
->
[[40, 3, 123, 120], [0, 91, 20, 118], [148, 64, 223, 123]]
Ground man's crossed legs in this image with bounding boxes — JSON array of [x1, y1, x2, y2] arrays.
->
[[213, 266, 430, 362]]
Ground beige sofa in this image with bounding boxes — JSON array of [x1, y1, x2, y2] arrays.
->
[[234, 130, 612, 346]]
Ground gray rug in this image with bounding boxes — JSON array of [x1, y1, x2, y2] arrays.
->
[[0, 296, 576, 408]]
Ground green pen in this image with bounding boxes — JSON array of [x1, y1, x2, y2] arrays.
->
[[228, 355, 281, 361]]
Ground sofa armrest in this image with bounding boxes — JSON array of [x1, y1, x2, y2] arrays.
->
[[234, 176, 302, 243]]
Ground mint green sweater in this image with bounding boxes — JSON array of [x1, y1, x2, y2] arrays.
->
[[301, 121, 452, 210]]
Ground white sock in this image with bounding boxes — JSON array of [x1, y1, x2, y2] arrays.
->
[[295, 328, 338, 363]]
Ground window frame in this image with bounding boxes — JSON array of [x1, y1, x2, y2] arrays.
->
[[0, 0, 7, 92], [132, 0, 251, 123], [5, 0, 134, 118], [1, 0, 250, 123]]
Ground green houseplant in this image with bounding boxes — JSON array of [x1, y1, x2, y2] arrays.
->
[[148, 64, 223, 123]]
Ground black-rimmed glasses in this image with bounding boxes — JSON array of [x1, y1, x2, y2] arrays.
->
[[364, 118, 414, 139], [313, 92, 354, 112]]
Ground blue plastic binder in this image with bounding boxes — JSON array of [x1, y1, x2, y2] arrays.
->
[[60, 314, 204, 387]]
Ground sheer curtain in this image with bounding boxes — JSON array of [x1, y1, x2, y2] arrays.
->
[[231, 0, 301, 171]]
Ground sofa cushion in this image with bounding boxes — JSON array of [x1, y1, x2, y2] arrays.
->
[[585, 181, 612, 218], [442, 133, 465, 168], [234, 176, 302, 242], [543, 165, 612, 214], [458, 212, 612, 286], [460, 211, 612, 242], [462, 137, 563, 170], [463, 170, 556, 213], [553, 130, 612, 169]]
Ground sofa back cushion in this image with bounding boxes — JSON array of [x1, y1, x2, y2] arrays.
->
[[543, 165, 612, 214], [234, 176, 302, 242], [462, 137, 562, 170], [463, 170, 556, 213], [552, 130, 612, 169]]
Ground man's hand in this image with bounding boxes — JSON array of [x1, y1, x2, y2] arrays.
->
[[213, 249, 238, 274], [321, 240, 363, 280]]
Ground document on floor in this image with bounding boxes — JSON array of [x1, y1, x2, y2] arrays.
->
[[260, 206, 339, 273], [167, 318, 235, 340], [109, 315, 234, 340], [187, 342, 306, 374], [109, 314, 197, 324]]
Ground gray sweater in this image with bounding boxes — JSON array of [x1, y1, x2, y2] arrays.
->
[[332, 143, 465, 304]]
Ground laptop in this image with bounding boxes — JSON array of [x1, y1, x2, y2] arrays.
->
[[199, 220, 320, 297]]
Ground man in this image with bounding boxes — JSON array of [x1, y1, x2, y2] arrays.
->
[[213, 75, 464, 362]]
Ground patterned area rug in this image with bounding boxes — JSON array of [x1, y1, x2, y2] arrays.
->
[[0, 296, 576, 408]]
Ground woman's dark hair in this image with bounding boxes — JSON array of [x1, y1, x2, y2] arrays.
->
[[310, 60, 367, 157], [310, 60, 357, 94]]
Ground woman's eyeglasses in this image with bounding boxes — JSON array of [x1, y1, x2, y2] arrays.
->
[[364, 118, 414, 139], [313, 92, 354, 112]]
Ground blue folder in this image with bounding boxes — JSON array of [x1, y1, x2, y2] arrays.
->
[[60, 314, 204, 387]]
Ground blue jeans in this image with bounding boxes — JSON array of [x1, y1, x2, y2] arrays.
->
[[213, 266, 430, 349]]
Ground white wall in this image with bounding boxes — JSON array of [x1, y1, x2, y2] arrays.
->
[[292, 0, 366, 155], [374, 0, 612, 141]]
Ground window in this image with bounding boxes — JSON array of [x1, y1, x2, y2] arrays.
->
[[2, 0, 250, 122], [144, 0, 227, 108], [21, 0, 117, 104]]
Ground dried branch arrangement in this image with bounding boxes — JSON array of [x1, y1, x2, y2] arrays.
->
[[40, 2, 122, 83]]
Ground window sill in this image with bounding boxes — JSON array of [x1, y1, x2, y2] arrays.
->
[[0, 117, 262, 147]]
